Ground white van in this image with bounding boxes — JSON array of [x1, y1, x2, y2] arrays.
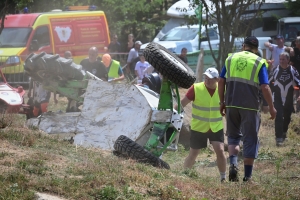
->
[[141, 24, 219, 54], [142, 24, 271, 58]]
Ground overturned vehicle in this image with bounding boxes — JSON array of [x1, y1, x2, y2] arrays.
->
[[25, 43, 196, 169]]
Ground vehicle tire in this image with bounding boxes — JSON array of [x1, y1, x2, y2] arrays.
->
[[143, 42, 196, 89], [114, 135, 170, 169]]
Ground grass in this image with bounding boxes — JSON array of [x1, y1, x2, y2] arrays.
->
[[0, 95, 299, 199]]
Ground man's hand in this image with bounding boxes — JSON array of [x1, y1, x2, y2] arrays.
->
[[262, 106, 269, 114], [220, 104, 226, 116], [269, 106, 277, 120], [297, 96, 300, 102]]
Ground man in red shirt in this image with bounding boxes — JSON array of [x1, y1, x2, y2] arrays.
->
[[178, 67, 226, 182]]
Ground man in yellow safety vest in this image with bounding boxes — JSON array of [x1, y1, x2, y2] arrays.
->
[[218, 36, 276, 182], [102, 53, 125, 82], [179, 67, 227, 182]]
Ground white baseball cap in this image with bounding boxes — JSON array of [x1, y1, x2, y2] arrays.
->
[[135, 41, 142, 45], [203, 67, 219, 78]]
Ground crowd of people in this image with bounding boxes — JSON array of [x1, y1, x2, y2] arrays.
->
[[27, 32, 300, 184], [179, 35, 300, 184]]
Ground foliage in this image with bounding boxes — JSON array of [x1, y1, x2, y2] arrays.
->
[[96, 0, 167, 44], [0, 0, 172, 49], [183, 0, 265, 71], [284, 0, 300, 16]]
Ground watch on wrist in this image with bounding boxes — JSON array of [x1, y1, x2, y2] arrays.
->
[[219, 102, 225, 105]]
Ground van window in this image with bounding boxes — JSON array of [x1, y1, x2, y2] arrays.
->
[[160, 27, 198, 41], [282, 23, 300, 41], [0, 28, 31, 47], [32, 26, 50, 48], [201, 28, 218, 41]]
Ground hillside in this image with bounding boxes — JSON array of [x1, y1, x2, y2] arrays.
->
[[0, 97, 299, 199]]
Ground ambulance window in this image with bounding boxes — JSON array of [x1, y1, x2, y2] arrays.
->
[[32, 26, 50, 47]]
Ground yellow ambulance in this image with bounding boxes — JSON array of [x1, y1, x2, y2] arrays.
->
[[0, 6, 110, 85]]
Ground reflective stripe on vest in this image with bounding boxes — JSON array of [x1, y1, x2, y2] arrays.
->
[[108, 60, 120, 78], [191, 82, 223, 133]]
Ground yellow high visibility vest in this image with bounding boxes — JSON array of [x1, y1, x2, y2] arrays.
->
[[225, 51, 265, 110], [107, 60, 120, 78], [191, 82, 223, 133]]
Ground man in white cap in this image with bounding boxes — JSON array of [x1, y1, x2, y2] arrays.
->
[[178, 67, 227, 182]]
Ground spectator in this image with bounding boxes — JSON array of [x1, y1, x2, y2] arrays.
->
[[179, 68, 227, 182], [286, 36, 300, 112], [290, 31, 300, 48], [102, 53, 124, 82], [269, 52, 300, 146], [108, 34, 121, 59], [286, 36, 300, 73], [64, 51, 72, 60], [127, 33, 135, 52], [219, 36, 276, 182], [135, 54, 151, 84], [264, 35, 286, 71], [178, 47, 188, 64], [80, 47, 108, 81], [126, 41, 142, 76], [28, 79, 53, 117]]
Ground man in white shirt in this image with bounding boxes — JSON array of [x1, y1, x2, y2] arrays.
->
[[126, 41, 142, 76], [264, 35, 286, 71]]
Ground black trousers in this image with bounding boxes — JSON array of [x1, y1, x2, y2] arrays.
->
[[274, 100, 293, 138]]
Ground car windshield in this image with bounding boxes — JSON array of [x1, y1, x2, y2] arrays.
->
[[281, 23, 300, 41], [0, 28, 32, 47], [160, 27, 198, 41]]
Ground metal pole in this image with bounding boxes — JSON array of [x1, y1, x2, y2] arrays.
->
[[196, 4, 203, 50]]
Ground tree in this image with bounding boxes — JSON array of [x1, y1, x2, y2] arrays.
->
[[92, 0, 166, 48], [284, 0, 300, 16], [187, 0, 264, 71], [0, 0, 18, 34]]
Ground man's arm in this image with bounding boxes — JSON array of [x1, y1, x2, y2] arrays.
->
[[174, 96, 191, 111], [260, 84, 276, 119], [53, 92, 58, 104], [258, 64, 276, 119], [28, 79, 33, 97], [264, 42, 274, 51], [112, 66, 125, 82], [285, 47, 294, 56], [218, 78, 226, 116], [181, 96, 191, 107]]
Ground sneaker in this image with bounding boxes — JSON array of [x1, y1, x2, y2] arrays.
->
[[229, 164, 239, 182], [276, 138, 284, 147], [243, 177, 251, 182], [221, 178, 227, 183], [283, 132, 288, 141], [243, 177, 258, 185]]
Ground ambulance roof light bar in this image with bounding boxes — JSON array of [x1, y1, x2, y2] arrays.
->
[[65, 5, 97, 11]]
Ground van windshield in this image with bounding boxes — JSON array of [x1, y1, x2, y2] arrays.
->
[[281, 23, 300, 42], [0, 28, 32, 48], [160, 27, 198, 41]]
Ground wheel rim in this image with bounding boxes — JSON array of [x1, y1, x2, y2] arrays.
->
[[159, 49, 188, 72]]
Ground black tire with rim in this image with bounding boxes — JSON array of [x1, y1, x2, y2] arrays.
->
[[114, 135, 170, 169], [143, 42, 196, 89]]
